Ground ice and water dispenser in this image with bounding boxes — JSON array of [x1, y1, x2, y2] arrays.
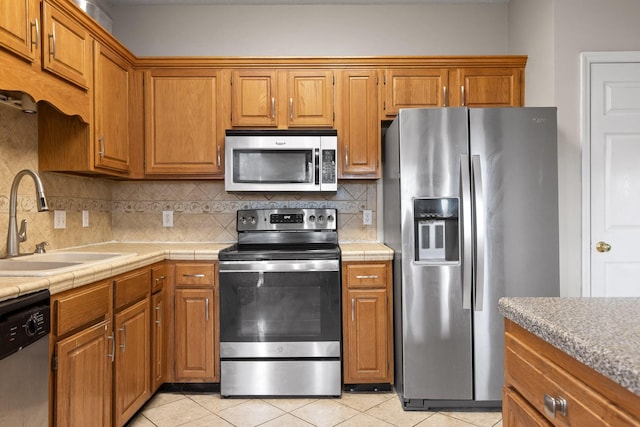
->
[[414, 198, 459, 263]]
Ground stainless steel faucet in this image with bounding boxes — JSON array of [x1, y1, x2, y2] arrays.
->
[[5, 169, 49, 257]]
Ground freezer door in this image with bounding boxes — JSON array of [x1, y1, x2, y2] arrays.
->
[[396, 108, 473, 401], [469, 107, 559, 401]]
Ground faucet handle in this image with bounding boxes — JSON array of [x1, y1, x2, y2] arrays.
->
[[35, 241, 48, 254], [18, 219, 27, 243]]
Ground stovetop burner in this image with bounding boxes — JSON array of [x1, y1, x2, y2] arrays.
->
[[219, 243, 340, 261]]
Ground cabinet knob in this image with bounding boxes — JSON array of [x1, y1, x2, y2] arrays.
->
[[543, 394, 567, 418]]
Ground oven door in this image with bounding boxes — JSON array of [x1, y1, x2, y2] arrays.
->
[[219, 259, 341, 356]]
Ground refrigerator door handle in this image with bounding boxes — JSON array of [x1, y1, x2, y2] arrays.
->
[[472, 155, 486, 311], [460, 154, 473, 310]]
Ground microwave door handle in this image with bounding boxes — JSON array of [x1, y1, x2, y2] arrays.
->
[[315, 148, 320, 186]]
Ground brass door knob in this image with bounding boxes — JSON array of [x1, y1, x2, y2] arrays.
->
[[596, 241, 611, 253]]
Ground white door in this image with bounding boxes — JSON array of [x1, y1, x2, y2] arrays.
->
[[590, 61, 640, 297]]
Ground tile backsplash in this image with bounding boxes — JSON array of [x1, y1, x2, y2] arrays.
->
[[111, 181, 377, 243], [0, 102, 378, 254]]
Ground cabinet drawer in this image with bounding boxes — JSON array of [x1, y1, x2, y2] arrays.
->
[[344, 263, 387, 288], [505, 331, 639, 426], [53, 280, 111, 337], [175, 263, 215, 287], [151, 263, 168, 293], [114, 268, 151, 311]]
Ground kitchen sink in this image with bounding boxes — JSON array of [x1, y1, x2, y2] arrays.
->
[[0, 251, 137, 276], [17, 252, 134, 263]]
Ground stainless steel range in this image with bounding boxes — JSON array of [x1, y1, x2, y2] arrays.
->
[[218, 208, 341, 397]]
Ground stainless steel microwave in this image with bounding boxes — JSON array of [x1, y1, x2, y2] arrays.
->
[[225, 129, 338, 192]]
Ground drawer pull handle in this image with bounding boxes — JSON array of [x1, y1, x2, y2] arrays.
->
[[355, 275, 379, 279], [155, 304, 161, 324], [155, 275, 166, 283], [183, 273, 206, 278], [543, 394, 567, 418]]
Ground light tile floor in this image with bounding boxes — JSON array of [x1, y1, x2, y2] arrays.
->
[[126, 390, 503, 427]]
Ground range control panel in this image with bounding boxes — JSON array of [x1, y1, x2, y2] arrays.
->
[[237, 208, 337, 232]]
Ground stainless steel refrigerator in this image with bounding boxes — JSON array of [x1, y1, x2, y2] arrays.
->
[[382, 107, 559, 410]]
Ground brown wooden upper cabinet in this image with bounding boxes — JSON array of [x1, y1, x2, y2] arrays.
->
[[231, 69, 334, 128], [42, 0, 92, 89], [144, 68, 225, 176], [451, 67, 523, 107], [0, 0, 40, 65], [381, 68, 449, 118], [1, 0, 91, 89], [93, 41, 131, 173], [335, 69, 380, 179]]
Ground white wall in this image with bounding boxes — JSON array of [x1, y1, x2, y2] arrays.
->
[[507, 0, 554, 106], [552, 0, 640, 297], [111, 4, 508, 56]]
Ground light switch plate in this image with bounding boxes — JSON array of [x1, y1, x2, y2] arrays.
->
[[162, 210, 173, 227], [82, 210, 89, 227], [54, 210, 66, 229], [363, 209, 372, 225]]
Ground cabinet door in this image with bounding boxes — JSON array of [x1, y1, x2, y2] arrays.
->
[[94, 42, 131, 173], [55, 321, 112, 427], [503, 386, 553, 427], [231, 69, 277, 127], [453, 67, 522, 107], [343, 289, 389, 383], [287, 70, 334, 127], [382, 69, 449, 117], [0, 0, 39, 63], [42, 1, 91, 89], [151, 291, 165, 392], [114, 299, 150, 427], [175, 288, 216, 381], [336, 69, 380, 179], [145, 69, 224, 175]]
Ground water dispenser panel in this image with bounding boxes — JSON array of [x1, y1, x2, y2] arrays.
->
[[414, 198, 459, 263]]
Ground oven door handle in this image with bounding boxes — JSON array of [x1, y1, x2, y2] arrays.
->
[[219, 259, 339, 272]]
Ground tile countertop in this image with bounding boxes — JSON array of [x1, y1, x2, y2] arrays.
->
[[499, 297, 640, 397], [0, 241, 393, 302]]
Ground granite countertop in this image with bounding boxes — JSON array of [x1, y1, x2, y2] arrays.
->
[[0, 241, 393, 302], [499, 297, 640, 397]]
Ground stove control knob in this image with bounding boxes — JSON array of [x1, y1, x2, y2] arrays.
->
[[240, 216, 247, 225], [250, 216, 256, 225], [309, 215, 316, 222], [327, 214, 334, 222], [318, 215, 325, 223]]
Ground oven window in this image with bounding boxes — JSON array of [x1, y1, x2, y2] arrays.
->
[[219, 271, 340, 342], [233, 150, 312, 183]]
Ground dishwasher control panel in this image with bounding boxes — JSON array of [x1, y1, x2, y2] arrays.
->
[[0, 289, 50, 360]]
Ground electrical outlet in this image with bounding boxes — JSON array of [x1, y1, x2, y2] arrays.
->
[[162, 210, 173, 227], [363, 209, 373, 225], [54, 210, 66, 229], [82, 210, 89, 227]]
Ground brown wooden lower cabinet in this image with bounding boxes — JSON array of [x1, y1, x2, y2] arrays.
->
[[172, 262, 218, 382], [174, 288, 216, 381], [342, 261, 393, 385], [503, 319, 640, 426], [54, 320, 113, 427], [50, 265, 158, 427], [113, 297, 150, 426]]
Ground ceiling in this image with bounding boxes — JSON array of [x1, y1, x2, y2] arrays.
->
[[109, 0, 508, 4]]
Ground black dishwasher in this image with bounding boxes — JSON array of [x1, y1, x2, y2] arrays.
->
[[0, 289, 50, 426]]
